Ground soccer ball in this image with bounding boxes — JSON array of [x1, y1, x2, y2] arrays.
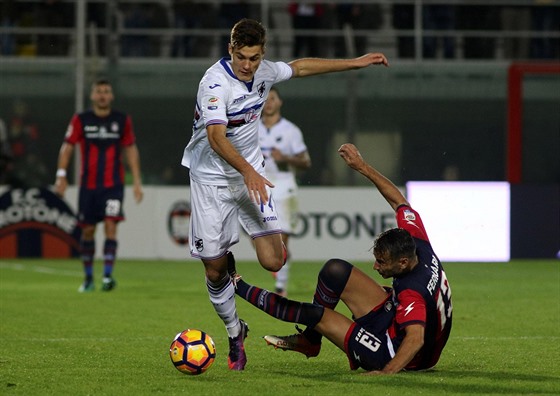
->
[[169, 329, 216, 375]]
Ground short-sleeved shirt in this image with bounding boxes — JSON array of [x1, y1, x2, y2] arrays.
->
[[389, 205, 453, 370], [65, 110, 136, 190], [258, 117, 307, 199], [181, 57, 293, 185]]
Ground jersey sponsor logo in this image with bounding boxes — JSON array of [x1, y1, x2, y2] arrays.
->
[[167, 200, 191, 245], [262, 215, 278, 223], [404, 301, 415, 316], [233, 95, 248, 104], [84, 125, 120, 139]]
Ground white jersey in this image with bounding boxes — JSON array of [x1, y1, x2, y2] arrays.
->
[[182, 57, 293, 185], [258, 117, 308, 199]]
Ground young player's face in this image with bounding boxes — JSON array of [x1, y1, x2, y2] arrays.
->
[[90, 84, 114, 111], [229, 44, 264, 82], [263, 90, 282, 116]]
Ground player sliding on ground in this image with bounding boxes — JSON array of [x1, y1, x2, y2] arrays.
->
[[230, 143, 453, 374]]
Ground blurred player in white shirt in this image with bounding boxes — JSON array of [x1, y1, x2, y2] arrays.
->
[[181, 18, 388, 371], [259, 87, 311, 296]]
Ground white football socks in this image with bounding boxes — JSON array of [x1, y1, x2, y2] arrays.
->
[[206, 274, 241, 338]]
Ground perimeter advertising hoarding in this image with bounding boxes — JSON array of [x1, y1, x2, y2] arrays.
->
[[4, 183, 512, 262], [406, 182, 511, 262], [61, 186, 395, 262]]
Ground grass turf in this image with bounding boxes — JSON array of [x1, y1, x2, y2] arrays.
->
[[0, 258, 559, 395]]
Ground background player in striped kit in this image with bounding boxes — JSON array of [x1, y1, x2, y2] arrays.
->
[[181, 18, 388, 371], [258, 86, 311, 297], [54, 78, 144, 293]]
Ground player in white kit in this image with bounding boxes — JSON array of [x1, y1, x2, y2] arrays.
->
[[259, 86, 311, 297], [181, 18, 389, 371]]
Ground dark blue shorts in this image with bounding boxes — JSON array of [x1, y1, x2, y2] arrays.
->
[[344, 293, 397, 371], [78, 186, 125, 225]]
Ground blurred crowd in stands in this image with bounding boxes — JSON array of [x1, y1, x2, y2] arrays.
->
[[1, 1, 559, 60]]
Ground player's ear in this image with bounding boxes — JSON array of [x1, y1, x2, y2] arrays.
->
[[228, 43, 233, 56], [398, 257, 409, 270]]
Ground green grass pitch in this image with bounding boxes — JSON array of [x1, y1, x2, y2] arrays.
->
[[1, 258, 559, 395]]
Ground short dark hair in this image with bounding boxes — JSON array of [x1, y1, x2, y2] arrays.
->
[[269, 86, 281, 99], [373, 228, 416, 261], [92, 77, 111, 88], [230, 18, 267, 50]]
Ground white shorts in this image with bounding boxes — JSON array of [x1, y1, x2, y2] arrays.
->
[[275, 195, 299, 234], [189, 180, 282, 260]]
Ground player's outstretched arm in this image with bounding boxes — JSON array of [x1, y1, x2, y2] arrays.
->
[[338, 143, 408, 212], [289, 53, 388, 78]]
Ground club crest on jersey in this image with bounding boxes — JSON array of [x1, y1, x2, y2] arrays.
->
[[403, 209, 416, 221], [194, 237, 204, 252], [257, 82, 266, 97], [384, 300, 393, 312]]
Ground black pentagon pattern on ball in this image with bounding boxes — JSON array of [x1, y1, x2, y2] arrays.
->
[[172, 330, 216, 375]]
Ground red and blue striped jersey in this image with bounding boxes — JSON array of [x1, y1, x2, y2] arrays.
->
[[389, 205, 453, 370], [64, 110, 136, 190]]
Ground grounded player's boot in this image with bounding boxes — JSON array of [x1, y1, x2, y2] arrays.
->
[[263, 326, 321, 358], [228, 319, 249, 370]]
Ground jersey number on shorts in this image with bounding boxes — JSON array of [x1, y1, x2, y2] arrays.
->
[[356, 329, 382, 352], [105, 199, 121, 217]]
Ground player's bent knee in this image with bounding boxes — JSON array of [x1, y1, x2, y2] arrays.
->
[[259, 256, 284, 272]]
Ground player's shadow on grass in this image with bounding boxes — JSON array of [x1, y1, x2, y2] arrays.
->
[[281, 366, 559, 394], [398, 369, 560, 394]]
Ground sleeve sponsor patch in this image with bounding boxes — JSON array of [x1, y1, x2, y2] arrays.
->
[[207, 97, 219, 110], [403, 209, 416, 221]]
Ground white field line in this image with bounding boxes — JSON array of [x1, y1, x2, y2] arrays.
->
[[0, 261, 82, 277]]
